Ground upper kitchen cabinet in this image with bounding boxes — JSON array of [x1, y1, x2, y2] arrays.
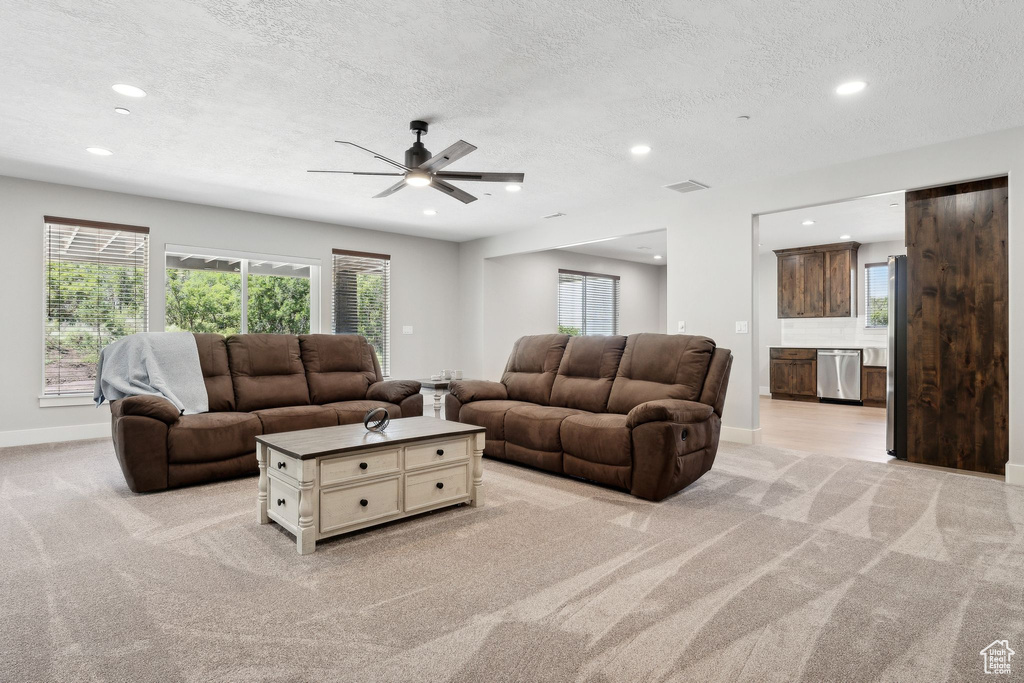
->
[[774, 242, 860, 318]]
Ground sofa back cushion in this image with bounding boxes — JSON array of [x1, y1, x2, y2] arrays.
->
[[226, 334, 310, 411], [193, 333, 235, 412], [606, 334, 716, 414], [298, 334, 381, 404], [500, 334, 569, 405], [549, 335, 627, 412]]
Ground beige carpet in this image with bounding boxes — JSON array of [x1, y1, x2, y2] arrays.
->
[[1, 438, 1022, 682]]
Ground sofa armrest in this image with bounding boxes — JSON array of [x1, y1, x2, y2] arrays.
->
[[110, 395, 181, 425], [626, 399, 714, 429], [449, 380, 507, 403], [367, 380, 422, 404]]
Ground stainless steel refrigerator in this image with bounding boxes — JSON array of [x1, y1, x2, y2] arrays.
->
[[886, 255, 907, 459]]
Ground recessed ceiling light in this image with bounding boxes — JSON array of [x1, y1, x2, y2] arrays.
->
[[114, 107, 131, 115], [802, 220, 815, 226], [653, 254, 663, 260], [840, 234, 852, 240], [423, 209, 436, 216], [890, 202, 899, 207], [506, 184, 522, 192], [86, 147, 113, 156], [112, 83, 147, 98], [835, 80, 867, 95], [630, 144, 652, 155]]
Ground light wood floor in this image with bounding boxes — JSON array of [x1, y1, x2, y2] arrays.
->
[[758, 396, 891, 463]]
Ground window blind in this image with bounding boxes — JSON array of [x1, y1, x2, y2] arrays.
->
[[43, 217, 149, 395], [864, 262, 889, 328], [332, 249, 390, 376], [557, 269, 620, 336]]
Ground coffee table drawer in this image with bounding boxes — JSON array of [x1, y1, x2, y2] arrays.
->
[[405, 438, 468, 470], [320, 476, 401, 534], [320, 449, 400, 487], [268, 476, 299, 531], [405, 463, 470, 513], [269, 449, 300, 483]]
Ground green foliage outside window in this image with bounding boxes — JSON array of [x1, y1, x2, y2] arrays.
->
[[868, 296, 889, 328], [557, 324, 581, 336], [248, 274, 310, 334]]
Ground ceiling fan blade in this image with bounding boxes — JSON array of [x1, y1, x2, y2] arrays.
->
[[433, 171, 525, 183], [307, 170, 403, 176], [431, 178, 477, 204], [335, 141, 410, 171], [419, 140, 477, 173], [373, 179, 408, 199]]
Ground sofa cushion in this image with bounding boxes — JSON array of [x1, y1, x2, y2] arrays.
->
[[253, 405, 338, 434], [626, 399, 714, 429], [299, 334, 380, 404], [500, 335, 569, 405], [325, 400, 401, 425], [449, 380, 507, 403], [549, 335, 626, 412], [167, 412, 262, 464], [458, 400, 536, 442], [226, 334, 310, 411], [606, 334, 716, 414], [561, 413, 633, 490], [193, 333, 235, 411], [366, 380, 421, 404], [505, 405, 586, 452]]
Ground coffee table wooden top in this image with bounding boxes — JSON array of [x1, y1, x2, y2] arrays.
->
[[255, 416, 485, 460]]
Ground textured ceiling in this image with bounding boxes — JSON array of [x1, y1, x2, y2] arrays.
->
[[1, 1, 1023, 241], [759, 192, 905, 253], [559, 230, 667, 265]]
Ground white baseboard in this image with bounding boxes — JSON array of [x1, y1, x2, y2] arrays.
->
[[759, 385, 771, 397], [1006, 462, 1024, 487], [721, 426, 762, 445], [0, 422, 108, 448]]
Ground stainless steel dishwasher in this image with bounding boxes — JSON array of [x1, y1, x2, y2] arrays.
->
[[817, 349, 861, 402]]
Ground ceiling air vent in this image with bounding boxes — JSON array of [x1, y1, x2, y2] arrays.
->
[[664, 179, 709, 194], [543, 212, 567, 219]]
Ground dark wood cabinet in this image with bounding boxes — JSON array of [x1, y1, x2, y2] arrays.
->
[[775, 243, 859, 319], [861, 365, 886, 407], [770, 348, 817, 401]]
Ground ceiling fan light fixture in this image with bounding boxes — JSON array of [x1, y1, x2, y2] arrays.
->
[[423, 209, 437, 216], [405, 171, 431, 187]]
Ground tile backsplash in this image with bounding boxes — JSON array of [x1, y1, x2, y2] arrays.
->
[[781, 316, 887, 346]]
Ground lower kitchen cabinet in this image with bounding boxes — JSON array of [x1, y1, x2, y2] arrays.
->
[[770, 348, 818, 401], [862, 365, 886, 407]]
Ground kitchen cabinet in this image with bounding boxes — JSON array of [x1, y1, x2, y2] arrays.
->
[[861, 365, 886, 407], [774, 242, 859, 319], [769, 348, 817, 401]]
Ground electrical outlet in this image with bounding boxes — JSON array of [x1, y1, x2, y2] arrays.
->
[[402, 325, 413, 335], [735, 321, 749, 334], [677, 321, 685, 333]]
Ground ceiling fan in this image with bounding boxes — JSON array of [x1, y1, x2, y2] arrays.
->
[[308, 120, 524, 204]]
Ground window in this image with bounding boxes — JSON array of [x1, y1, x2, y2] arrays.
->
[[165, 248, 318, 336], [865, 262, 889, 328], [332, 249, 390, 376], [557, 269, 620, 336], [43, 216, 149, 396]]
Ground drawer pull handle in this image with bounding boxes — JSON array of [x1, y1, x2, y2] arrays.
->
[[359, 499, 368, 507], [359, 462, 368, 470], [276, 498, 285, 506], [277, 462, 286, 470], [436, 449, 444, 456], [436, 482, 444, 489]]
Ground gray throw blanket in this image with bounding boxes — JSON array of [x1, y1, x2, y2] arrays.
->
[[94, 332, 209, 415]]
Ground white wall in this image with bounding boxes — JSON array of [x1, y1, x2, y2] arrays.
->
[[479, 251, 665, 379], [757, 252, 781, 394], [0, 175, 461, 445]]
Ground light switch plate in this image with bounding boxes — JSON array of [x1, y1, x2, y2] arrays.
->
[[402, 325, 413, 335], [677, 321, 685, 333], [735, 321, 749, 334]]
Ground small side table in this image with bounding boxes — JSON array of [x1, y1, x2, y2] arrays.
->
[[417, 378, 469, 418]]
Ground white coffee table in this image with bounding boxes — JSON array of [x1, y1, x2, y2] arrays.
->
[[256, 417, 486, 554]]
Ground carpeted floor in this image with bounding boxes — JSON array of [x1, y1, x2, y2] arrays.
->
[[1, 438, 1022, 682]]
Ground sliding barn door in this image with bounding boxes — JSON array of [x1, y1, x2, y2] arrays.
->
[[905, 177, 1008, 474]]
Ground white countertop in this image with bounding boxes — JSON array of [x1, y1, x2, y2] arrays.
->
[[768, 344, 885, 350]]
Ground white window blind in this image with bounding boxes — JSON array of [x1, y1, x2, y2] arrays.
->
[[865, 262, 889, 328], [332, 249, 390, 376], [557, 269, 620, 336], [43, 216, 149, 395]]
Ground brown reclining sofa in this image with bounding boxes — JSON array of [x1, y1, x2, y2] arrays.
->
[[110, 333, 422, 493], [445, 333, 732, 501]]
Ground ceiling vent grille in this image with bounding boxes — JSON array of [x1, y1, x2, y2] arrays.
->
[[543, 212, 567, 219], [664, 179, 709, 194]]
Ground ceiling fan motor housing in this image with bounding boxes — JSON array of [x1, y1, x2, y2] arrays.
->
[[406, 120, 431, 167]]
